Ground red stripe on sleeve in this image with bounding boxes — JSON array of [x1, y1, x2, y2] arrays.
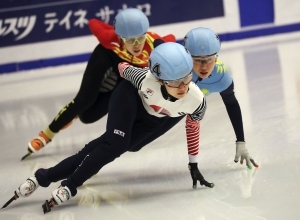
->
[[185, 115, 200, 156]]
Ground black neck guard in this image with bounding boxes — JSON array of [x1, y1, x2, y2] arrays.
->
[[160, 85, 178, 102]]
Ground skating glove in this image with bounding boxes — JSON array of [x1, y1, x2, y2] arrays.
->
[[234, 141, 259, 169], [188, 163, 214, 189]]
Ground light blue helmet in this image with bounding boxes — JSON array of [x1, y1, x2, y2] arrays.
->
[[113, 8, 149, 38], [149, 42, 193, 81], [183, 27, 221, 56]]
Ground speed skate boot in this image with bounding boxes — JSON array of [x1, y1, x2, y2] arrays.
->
[[1, 176, 40, 209], [28, 131, 51, 153], [21, 131, 51, 160], [42, 185, 72, 214], [15, 176, 40, 198]]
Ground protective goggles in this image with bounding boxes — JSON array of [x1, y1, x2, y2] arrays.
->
[[121, 34, 147, 45], [192, 54, 218, 64], [164, 73, 193, 88]]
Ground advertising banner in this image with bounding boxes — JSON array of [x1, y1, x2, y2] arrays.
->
[[0, 0, 224, 48]]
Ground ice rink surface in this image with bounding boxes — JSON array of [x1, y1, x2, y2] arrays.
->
[[0, 32, 300, 220]]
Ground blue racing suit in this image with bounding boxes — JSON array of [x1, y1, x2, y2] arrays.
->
[[193, 60, 244, 141]]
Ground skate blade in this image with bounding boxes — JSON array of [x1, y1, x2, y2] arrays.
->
[[42, 199, 56, 214], [1, 194, 18, 209], [21, 153, 31, 161], [1, 197, 15, 209], [21, 148, 33, 161], [42, 200, 52, 214]]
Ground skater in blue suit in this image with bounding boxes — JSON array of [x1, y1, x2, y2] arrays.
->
[[121, 27, 258, 169], [183, 27, 258, 169]]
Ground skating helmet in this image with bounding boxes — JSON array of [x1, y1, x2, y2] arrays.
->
[[149, 42, 193, 81], [113, 8, 149, 38], [183, 27, 221, 56]]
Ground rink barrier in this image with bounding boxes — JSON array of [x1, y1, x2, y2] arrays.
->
[[0, 53, 91, 74], [1, 22, 300, 74]]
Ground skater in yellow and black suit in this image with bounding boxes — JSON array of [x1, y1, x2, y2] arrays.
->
[[22, 8, 176, 160]]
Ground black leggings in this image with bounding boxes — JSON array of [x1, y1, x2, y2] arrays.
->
[[44, 80, 183, 195], [49, 44, 125, 132]]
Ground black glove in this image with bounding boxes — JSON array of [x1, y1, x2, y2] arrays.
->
[[188, 163, 214, 189]]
